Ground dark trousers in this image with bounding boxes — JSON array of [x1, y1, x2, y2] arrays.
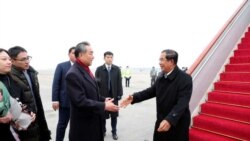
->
[[56, 107, 70, 141], [103, 117, 117, 134], [125, 77, 131, 87]]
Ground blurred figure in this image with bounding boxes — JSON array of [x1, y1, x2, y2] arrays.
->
[[65, 41, 119, 141], [9, 46, 51, 141], [120, 49, 193, 141], [95, 51, 123, 140], [52, 47, 76, 141], [181, 67, 188, 72], [124, 66, 132, 87], [150, 66, 157, 86]]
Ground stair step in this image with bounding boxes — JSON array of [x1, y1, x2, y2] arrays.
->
[[241, 37, 250, 44], [208, 91, 250, 107], [244, 31, 250, 38], [234, 49, 250, 57], [200, 103, 250, 123], [225, 64, 250, 72], [192, 115, 250, 140], [230, 56, 250, 64], [238, 43, 250, 49], [189, 128, 236, 141], [220, 72, 250, 82], [214, 81, 250, 93]]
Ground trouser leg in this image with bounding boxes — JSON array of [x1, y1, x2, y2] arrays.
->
[[111, 117, 117, 134], [56, 107, 70, 141]]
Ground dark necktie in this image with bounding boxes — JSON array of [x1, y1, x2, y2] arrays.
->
[[108, 66, 111, 91]]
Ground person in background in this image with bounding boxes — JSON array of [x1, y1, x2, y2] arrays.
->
[[52, 47, 76, 141], [95, 51, 123, 140], [119, 66, 124, 86], [150, 66, 157, 86], [124, 66, 132, 87], [120, 49, 193, 141], [8, 46, 51, 141], [65, 41, 119, 141]]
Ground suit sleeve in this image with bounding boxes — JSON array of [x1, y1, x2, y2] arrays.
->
[[66, 72, 105, 115], [164, 75, 193, 126], [132, 85, 156, 104], [52, 64, 62, 102]]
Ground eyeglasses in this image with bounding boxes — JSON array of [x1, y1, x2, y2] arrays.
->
[[14, 56, 32, 62]]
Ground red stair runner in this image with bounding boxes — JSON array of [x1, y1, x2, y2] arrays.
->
[[189, 27, 250, 140]]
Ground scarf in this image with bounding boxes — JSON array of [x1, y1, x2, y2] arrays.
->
[[76, 58, 94, 79], [0, 81, 10, 117]]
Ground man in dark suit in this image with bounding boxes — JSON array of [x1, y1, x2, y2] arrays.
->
[[120, 49, 193, 141], [52, 46, 76, 141], [95, 51, 123, 140], [65, 41, 119, 141]]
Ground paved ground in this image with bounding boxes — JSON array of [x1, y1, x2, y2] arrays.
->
[[39, 70, 156, 141]]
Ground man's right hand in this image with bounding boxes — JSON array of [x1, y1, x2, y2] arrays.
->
[[105, 99, 119, 112], [52, 102, 59, 111], [120, 95, 133, 108]]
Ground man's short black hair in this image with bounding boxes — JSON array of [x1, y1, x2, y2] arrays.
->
[[68, 46, 76, 54], [104, 51, 113, 57], [8, 46, 27, 59]]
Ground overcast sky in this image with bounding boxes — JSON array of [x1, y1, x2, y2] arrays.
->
[[0, 0, 243, 70]]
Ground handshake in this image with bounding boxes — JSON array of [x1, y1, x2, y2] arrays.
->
[[104, 95, 133, 112]]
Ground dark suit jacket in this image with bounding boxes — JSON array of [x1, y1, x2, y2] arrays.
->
[[52, 61, 71, 108], [66, 62, 105, 141], [95, 64, 123, 102], [132, 66, 193, 141], [95, 64, 123, 118]]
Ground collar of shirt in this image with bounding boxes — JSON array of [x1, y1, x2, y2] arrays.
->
[[70, 61, 74, 66], [105, 64, 112, 70], [164, 68, 174, 78]]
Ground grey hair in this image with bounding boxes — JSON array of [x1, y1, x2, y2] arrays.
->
[[74, 41, 90, 58], [161, 49, 178, 64]]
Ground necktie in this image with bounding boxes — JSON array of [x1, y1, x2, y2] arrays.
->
[[164, 73, 168, 79], [108, 66, 111, 91]]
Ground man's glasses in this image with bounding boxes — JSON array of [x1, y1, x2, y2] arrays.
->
[[14, 56, 32, 62]]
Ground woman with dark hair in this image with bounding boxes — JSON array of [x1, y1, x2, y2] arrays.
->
[[0, 48, 16, 141]]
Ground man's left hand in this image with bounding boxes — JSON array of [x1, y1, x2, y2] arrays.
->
[[157, 120, 171, 132]]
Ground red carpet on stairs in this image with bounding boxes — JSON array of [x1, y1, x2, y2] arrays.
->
[[189, 27, 250, 141]]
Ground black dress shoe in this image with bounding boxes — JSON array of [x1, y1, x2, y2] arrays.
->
[[112, 133, 118, 140]]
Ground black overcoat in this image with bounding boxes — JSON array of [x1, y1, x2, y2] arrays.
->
[[95, 64, 123, 118], [132, 66, 193, 141], [66, 62, 105, 141]]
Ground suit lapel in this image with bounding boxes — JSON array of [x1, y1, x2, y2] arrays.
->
[[76, 63, 97, 88]]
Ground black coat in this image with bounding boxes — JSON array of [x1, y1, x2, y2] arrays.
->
[[95, 64, 123, 118], [11, 66, 51, 141], [132, 66, 193, 141], [66, 62, 106, 141]]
